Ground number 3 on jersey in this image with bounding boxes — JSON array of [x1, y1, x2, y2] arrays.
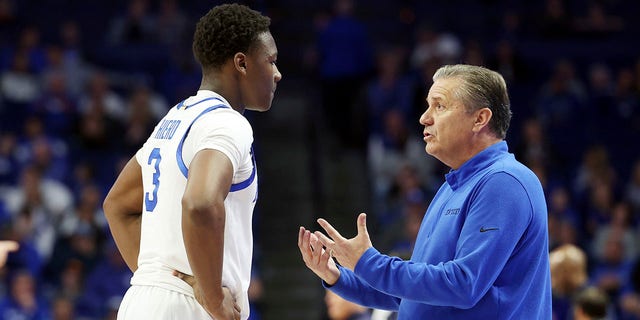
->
[[145, 148, 162, 212]]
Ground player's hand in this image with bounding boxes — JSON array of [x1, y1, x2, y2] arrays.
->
[[173, 271, 241, 320], [208, 287, 241, 320], [298, 226, 340, 285], [315, 213, 373, 271]]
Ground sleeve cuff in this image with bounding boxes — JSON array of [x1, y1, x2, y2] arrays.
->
[[354, 247, 380, 275]]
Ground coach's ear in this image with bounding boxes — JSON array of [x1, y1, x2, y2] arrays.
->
[[472, 107, 492, 133], [234, 52, 247, 75]]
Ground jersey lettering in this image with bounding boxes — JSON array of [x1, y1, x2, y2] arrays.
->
[[154, 119, 182, 140]]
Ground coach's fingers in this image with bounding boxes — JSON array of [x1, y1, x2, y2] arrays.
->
[[298, 227, 311, 254], [313, 231, 336, 250], [309, 232, 326, 257], [317, 218, 344, 241], [356, 213, 369, 238]]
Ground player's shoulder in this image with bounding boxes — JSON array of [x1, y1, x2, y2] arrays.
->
[[198, 107, 251, 127]]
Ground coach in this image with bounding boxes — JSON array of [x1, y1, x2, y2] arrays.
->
[[298, 64, 551, 319]]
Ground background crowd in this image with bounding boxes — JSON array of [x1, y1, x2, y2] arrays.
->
[[0, 0, 639, 319]]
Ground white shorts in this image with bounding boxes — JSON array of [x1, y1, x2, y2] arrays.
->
[[117, 285, 212, 320]]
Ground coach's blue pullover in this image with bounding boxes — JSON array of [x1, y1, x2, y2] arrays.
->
[[328, 141, 552, 319]]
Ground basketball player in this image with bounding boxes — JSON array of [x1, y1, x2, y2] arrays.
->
[[103, 4, 281, 319]]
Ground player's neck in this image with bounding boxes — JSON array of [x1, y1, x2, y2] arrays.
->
[[199, 73, 244, 114]]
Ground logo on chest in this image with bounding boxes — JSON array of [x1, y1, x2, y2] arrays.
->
[[444, 208, 461, 216]]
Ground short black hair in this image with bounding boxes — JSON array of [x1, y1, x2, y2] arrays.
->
[[192, 3, 271, 70]]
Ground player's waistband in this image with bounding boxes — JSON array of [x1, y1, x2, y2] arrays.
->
[[130, 264, 194, 297]]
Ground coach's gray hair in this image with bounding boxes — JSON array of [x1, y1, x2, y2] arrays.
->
[[433, 64, 512, 139]]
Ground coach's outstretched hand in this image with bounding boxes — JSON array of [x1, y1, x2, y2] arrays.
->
[[298, 213, 373, 285], [173, 271, 241, 320], [315, 213, 373, 271], [298, 225, 341, 285]]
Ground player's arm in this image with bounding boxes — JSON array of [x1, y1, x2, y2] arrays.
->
[[182, 148, 237, 318], [103, 156, 143, 272]]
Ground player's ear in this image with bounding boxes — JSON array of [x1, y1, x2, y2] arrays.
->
[[234, 52, 247, 74]]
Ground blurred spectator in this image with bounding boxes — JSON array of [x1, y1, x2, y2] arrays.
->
[[380, 199, 427, 260], [50, 295, 75, 320], [0, 50, 40, 133], [30, 68, 78, 139], [44, 222, 102, 294], [154, 0, 188, 48], [0, 132, 19, 185], [583, 181, 616, 239], [614, 69, 640, 164], [56, 20, 91, 98], [550, 244, 588, 320], [1, 165, 73, 261], [1, 230, 41, 281], [367, 109, 435, 211], [621, 257, 640, 319], [573, 286, 610, 320], [76, 240, 131, 319], [317, 0, 374, 149], [574, 144, 617, 208], [536, 0, 574, 39], [121, 84, 164, 155], [324, 289, 371, 320], [635, 58, 640, 96], [14, 116, 70, 183], [74, 75, 124, 156], [590, 232, 633, 318], [536, 59, 587, 171], [77, 71, 126, 122], [573, 1, 624, 38], [547, 185, 582, 249], [614, 68, 639, 122], [58, 184, 107, 238], [410, 55, 438, 113], [373, 163, 431, 233], [409, 24, 461, 68], [50, 259, 83, 302], [364, 45, 414, 138], [487, 39, 531, 85], [592, 201, 637, 262], [0, 25, 47, 73], [461, 39, 485, 66], [0, 240, 17, 267], [513, 117, 558, 170], [66, 162, 100, 200], [0, 270, 50, 319], [626, 159, 640, 216], [496, 9, 522, 43], [106, 0, 156, 46], [586, 63, 617, 143], [0, 0, 18, 45]]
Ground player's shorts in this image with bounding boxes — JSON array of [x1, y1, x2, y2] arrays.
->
[[117, 285, 212, 319]]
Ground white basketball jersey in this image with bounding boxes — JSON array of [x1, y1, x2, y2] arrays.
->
[[130, 90, 256, 319]]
